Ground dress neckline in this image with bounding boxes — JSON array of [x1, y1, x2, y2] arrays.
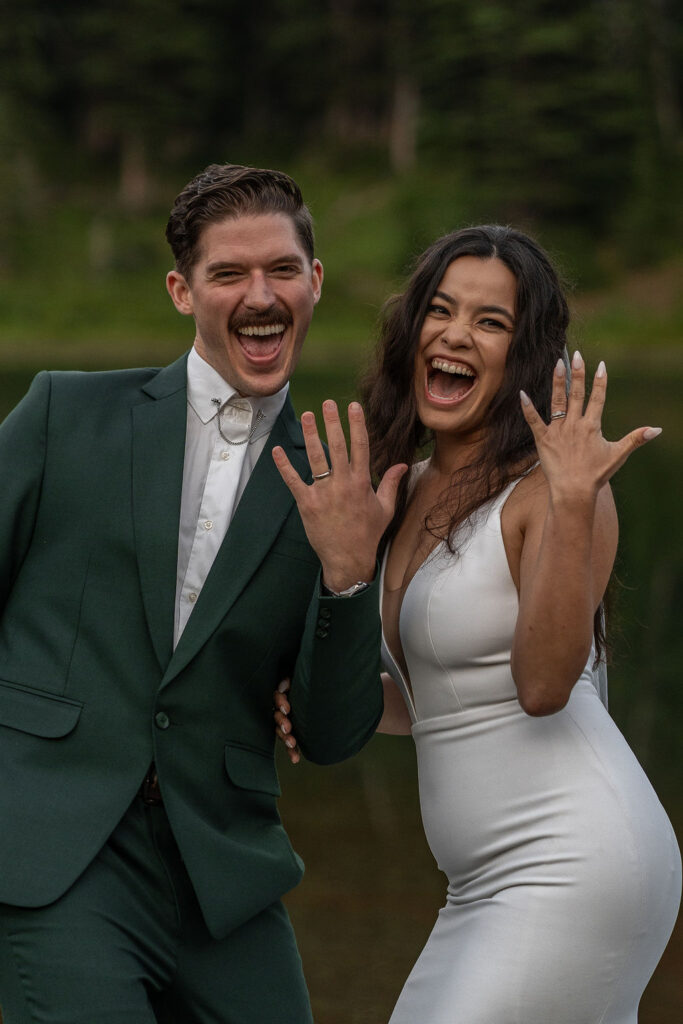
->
[[380, 465, 538, 722]]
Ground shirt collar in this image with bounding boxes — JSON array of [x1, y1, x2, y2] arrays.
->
[[186, 346, 289, 428]]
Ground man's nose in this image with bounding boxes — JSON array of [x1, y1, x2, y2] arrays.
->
[[243, 271, 276, 309]]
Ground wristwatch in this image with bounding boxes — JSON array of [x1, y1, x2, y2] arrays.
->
[[321, 580, 371, 598]]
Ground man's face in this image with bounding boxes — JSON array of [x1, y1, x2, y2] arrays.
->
[[166, 212, 323, 396]]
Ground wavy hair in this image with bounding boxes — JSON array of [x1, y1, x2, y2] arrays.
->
[[361, 225, 607, 660]]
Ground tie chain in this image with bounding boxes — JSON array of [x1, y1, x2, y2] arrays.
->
[[211, 398, 264, 446]]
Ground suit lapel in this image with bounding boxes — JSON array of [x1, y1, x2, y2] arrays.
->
[[132, 354, 189, 671], [163, 395, 309, 684]]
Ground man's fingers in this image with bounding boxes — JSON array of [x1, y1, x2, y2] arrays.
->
[[272, 446, 309, 499], [321, 400, 350, 474], [347, 402, 371, 477], [376, 462, 409, 516], [300, 410, 331, 479]]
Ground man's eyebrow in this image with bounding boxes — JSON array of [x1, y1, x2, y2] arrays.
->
[[432, 291, 514, 322], [206, 253, 306, 273]]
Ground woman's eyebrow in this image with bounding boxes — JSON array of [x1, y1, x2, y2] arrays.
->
[[431, 291, 514, 323], [477, 304, 515, 322]]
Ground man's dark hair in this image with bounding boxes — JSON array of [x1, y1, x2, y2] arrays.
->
[[166, 163, 315, 280]]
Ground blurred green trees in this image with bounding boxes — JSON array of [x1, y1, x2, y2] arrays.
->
[[0, 0, 679, 256]]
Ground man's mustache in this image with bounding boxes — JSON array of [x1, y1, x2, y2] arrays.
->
[[230, 309, 292, 331]]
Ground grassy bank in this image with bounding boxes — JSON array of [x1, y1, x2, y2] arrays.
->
[[0, 171, 681, 371]]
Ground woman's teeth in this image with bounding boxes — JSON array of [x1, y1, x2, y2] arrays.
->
[[427, 358, 477, 401], [431, 358, 475, 376]]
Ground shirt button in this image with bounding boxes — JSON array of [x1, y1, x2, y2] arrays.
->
[[220, 450, 230, 461], [155, 711, 170, 730], [204, 521, 213, 531], [188, 592, 198, 603]]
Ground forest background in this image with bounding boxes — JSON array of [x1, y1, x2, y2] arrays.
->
[[0, 1, 681, 1021]]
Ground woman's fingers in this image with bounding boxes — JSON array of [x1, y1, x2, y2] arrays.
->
[[274, 699, 300, 764], [519, 390, 545, 441], [585, 360, 608, 425], [607, 426, 663, 475], [567, 350, 586, 418], [550, 357, 568, 420]]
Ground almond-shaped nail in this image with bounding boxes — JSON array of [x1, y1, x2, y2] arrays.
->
[[596, 360, 606, 378], [572, 350, 583, 369], [643, 427, 662, 441], [520, 390, 531, 406], [555, 358, 566, 377]]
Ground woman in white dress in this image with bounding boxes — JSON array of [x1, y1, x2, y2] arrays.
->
[[274, 225, 681, 1023]]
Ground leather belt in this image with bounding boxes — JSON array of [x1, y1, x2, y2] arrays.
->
[[139, 764, 163, 805]]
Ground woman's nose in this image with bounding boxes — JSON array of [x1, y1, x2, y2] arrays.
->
[[440, 316, 473, 349]]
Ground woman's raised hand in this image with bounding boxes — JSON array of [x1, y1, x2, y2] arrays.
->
[[272, 400, 407, 592], [520, 352, 661, 501]]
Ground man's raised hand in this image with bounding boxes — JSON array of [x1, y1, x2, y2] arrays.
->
[[272, 400, 407, 591]]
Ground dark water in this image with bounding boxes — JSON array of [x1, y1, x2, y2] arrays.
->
[[0, 364, 680, 1022]]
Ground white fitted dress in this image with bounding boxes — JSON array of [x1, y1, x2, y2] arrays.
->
[[383, 479, 681, 1024]]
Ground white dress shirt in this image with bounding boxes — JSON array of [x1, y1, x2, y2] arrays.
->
[[174, 347, 288, 645]]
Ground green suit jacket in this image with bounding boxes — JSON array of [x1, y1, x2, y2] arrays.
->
[[0, 353, 383, 937]]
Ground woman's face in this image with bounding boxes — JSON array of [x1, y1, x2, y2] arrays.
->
[[414, 255, 517, 445]]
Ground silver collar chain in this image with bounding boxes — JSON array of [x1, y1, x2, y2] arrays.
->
[[211, 398, 265, 446]]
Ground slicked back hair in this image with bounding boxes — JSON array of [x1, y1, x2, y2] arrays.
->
[[166, 163, 315, 280]]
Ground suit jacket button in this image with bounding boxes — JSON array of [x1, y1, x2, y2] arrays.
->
[[315, 628, 328, 638], [319, 608, 332, 620], [155, 711, 170, 730]]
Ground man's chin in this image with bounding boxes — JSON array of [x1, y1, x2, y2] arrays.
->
[[233, 365, 291, 398]]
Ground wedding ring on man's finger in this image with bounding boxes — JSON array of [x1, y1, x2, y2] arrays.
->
[[313, 470, 332, 480], [550, 411, 567, 420]]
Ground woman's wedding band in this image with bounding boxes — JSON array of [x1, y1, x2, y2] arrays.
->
[[313, 470, 332, 480], [551, 411, 567, 420]]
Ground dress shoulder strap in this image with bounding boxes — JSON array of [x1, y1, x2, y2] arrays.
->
[[488, 461, 540, 515]]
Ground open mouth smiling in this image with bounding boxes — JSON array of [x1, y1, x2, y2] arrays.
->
[[426, 357, 477, 404], [235, 321, 288, 361]]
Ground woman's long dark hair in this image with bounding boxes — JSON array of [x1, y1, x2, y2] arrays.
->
[[360, 224, 607, 662]]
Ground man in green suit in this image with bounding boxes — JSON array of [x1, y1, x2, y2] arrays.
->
[[0, 164, 405, 1023]]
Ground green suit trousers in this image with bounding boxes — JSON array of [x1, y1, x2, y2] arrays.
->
[[0, 795, 313, 1024]]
